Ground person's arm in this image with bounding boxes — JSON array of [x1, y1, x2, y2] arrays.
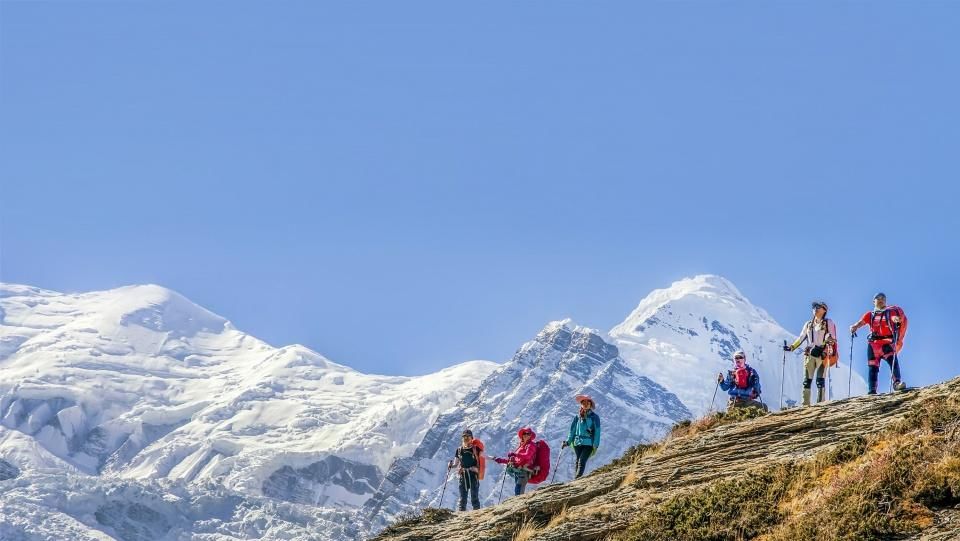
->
[[826, 320, 838, 354], [450, 449, 461, 469], [892, 309, 908, 351], [592, 414, 601, 450], [718, 372, 732, 391], [850, 312, 870, 334], [789, 322, 809, 351], [565, 418, 575, 448], [751, 370, 762, 396]]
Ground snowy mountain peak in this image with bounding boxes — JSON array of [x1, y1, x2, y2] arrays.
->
[[525, 320, 617, 367], [610, 274, 773, 339], [609, 275, 867, 416], [111, 284, 230, 336], [538, 318, 600, 336], [0, 282, 230, 339]]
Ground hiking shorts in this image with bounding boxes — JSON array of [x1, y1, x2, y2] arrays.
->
[[867, 340, 895, 367]]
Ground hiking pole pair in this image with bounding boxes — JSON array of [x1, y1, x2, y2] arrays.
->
[[550, 444, 566, 483]]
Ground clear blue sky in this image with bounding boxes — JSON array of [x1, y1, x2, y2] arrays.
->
[[1, 2, 957, 387]]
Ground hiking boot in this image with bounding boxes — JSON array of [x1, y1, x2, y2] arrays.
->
[[894, 381, 907, 391]]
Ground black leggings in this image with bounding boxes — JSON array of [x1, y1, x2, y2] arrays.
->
[[574, 445, 593, 479]]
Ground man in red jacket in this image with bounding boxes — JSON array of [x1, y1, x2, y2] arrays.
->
[[849, 293, 908, 394]]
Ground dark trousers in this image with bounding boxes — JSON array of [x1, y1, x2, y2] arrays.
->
[[574, 445, 593, 479], [458, 471, 480, 511], [510, 468, 530, 495], [868, 356, 902, 393]]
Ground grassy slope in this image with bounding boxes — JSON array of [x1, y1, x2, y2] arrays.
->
[[375, 379, 960, 541]]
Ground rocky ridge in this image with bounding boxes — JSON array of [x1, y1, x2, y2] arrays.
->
[[375, 377, 960, 541]]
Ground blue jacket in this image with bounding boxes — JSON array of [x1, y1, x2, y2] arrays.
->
[[719, 365, 761, 400], [567, 410, 601, 448]]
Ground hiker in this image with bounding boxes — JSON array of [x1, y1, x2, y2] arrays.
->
[[718, 351, 767, 411], [784, 301, 838, 406], [448, 429, 484, 511], [849, 292, 909, 394], [492, 427, 538, 495], [562, 394, 600, 479]]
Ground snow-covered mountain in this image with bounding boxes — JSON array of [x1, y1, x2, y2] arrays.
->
[[360, 320, 691, 534], [609, 275, 868, 415], [0, 275, 870, 540], [0, 283, 496, 539]]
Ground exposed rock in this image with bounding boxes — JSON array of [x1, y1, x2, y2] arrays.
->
[[0, 459, 19, 481], [374, 379, 960, 541]]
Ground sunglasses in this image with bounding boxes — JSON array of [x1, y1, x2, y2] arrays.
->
[[734, 356, 745, 360]]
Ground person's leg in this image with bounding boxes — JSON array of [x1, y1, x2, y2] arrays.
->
[[575, 445, 591, 478], [815, 359, 826, 403], [458, 474, 467, 511], [884, 344, 902, 384], [469, 472, 480, 509], [802, 354, 816, 406], [867, 342, 879, 394]]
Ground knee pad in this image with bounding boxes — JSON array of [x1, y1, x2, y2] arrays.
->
[[816, 378, 825, 389], [803, 378, 812, 389]]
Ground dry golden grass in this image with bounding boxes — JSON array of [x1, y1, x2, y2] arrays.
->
[[545, 504, 569, 530], [613, 398, 960, 541], [511, 518, 539, 541]]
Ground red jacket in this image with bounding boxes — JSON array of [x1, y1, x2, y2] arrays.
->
[[495, 441, 537, 468]]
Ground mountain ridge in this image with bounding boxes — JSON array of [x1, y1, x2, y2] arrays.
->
[[0, 275, 870, 540], [374, 377, 960, 541]]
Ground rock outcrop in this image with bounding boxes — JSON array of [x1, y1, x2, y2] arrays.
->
[[375, 378, 960, 541]]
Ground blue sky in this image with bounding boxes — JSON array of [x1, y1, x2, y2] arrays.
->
[[1, 2, 957, 387]]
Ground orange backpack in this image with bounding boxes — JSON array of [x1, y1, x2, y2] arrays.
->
[[471, 439, 486, 481]]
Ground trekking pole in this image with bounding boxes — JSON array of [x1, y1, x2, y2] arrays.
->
[[709, 378, 720, 413], [438, 464, 452, 508], [825, 357, 831, 403], [848, 332, 855, 398], [496, 466, 508, 504], [891, 323, 902, 392], [550, 445, 566, 483], [779, 340, 787, 410]]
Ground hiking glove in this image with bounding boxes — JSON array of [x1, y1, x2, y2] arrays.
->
[[561, 441, 568, 449], [782, 344, 792, 352], [591, 447, 598, 457]]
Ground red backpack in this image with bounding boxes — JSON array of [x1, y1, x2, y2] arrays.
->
[[528, 440, 551, 484], [868, 306, 908, 341], [733, 366, 758, 398], [734, 366, 750, 390]]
